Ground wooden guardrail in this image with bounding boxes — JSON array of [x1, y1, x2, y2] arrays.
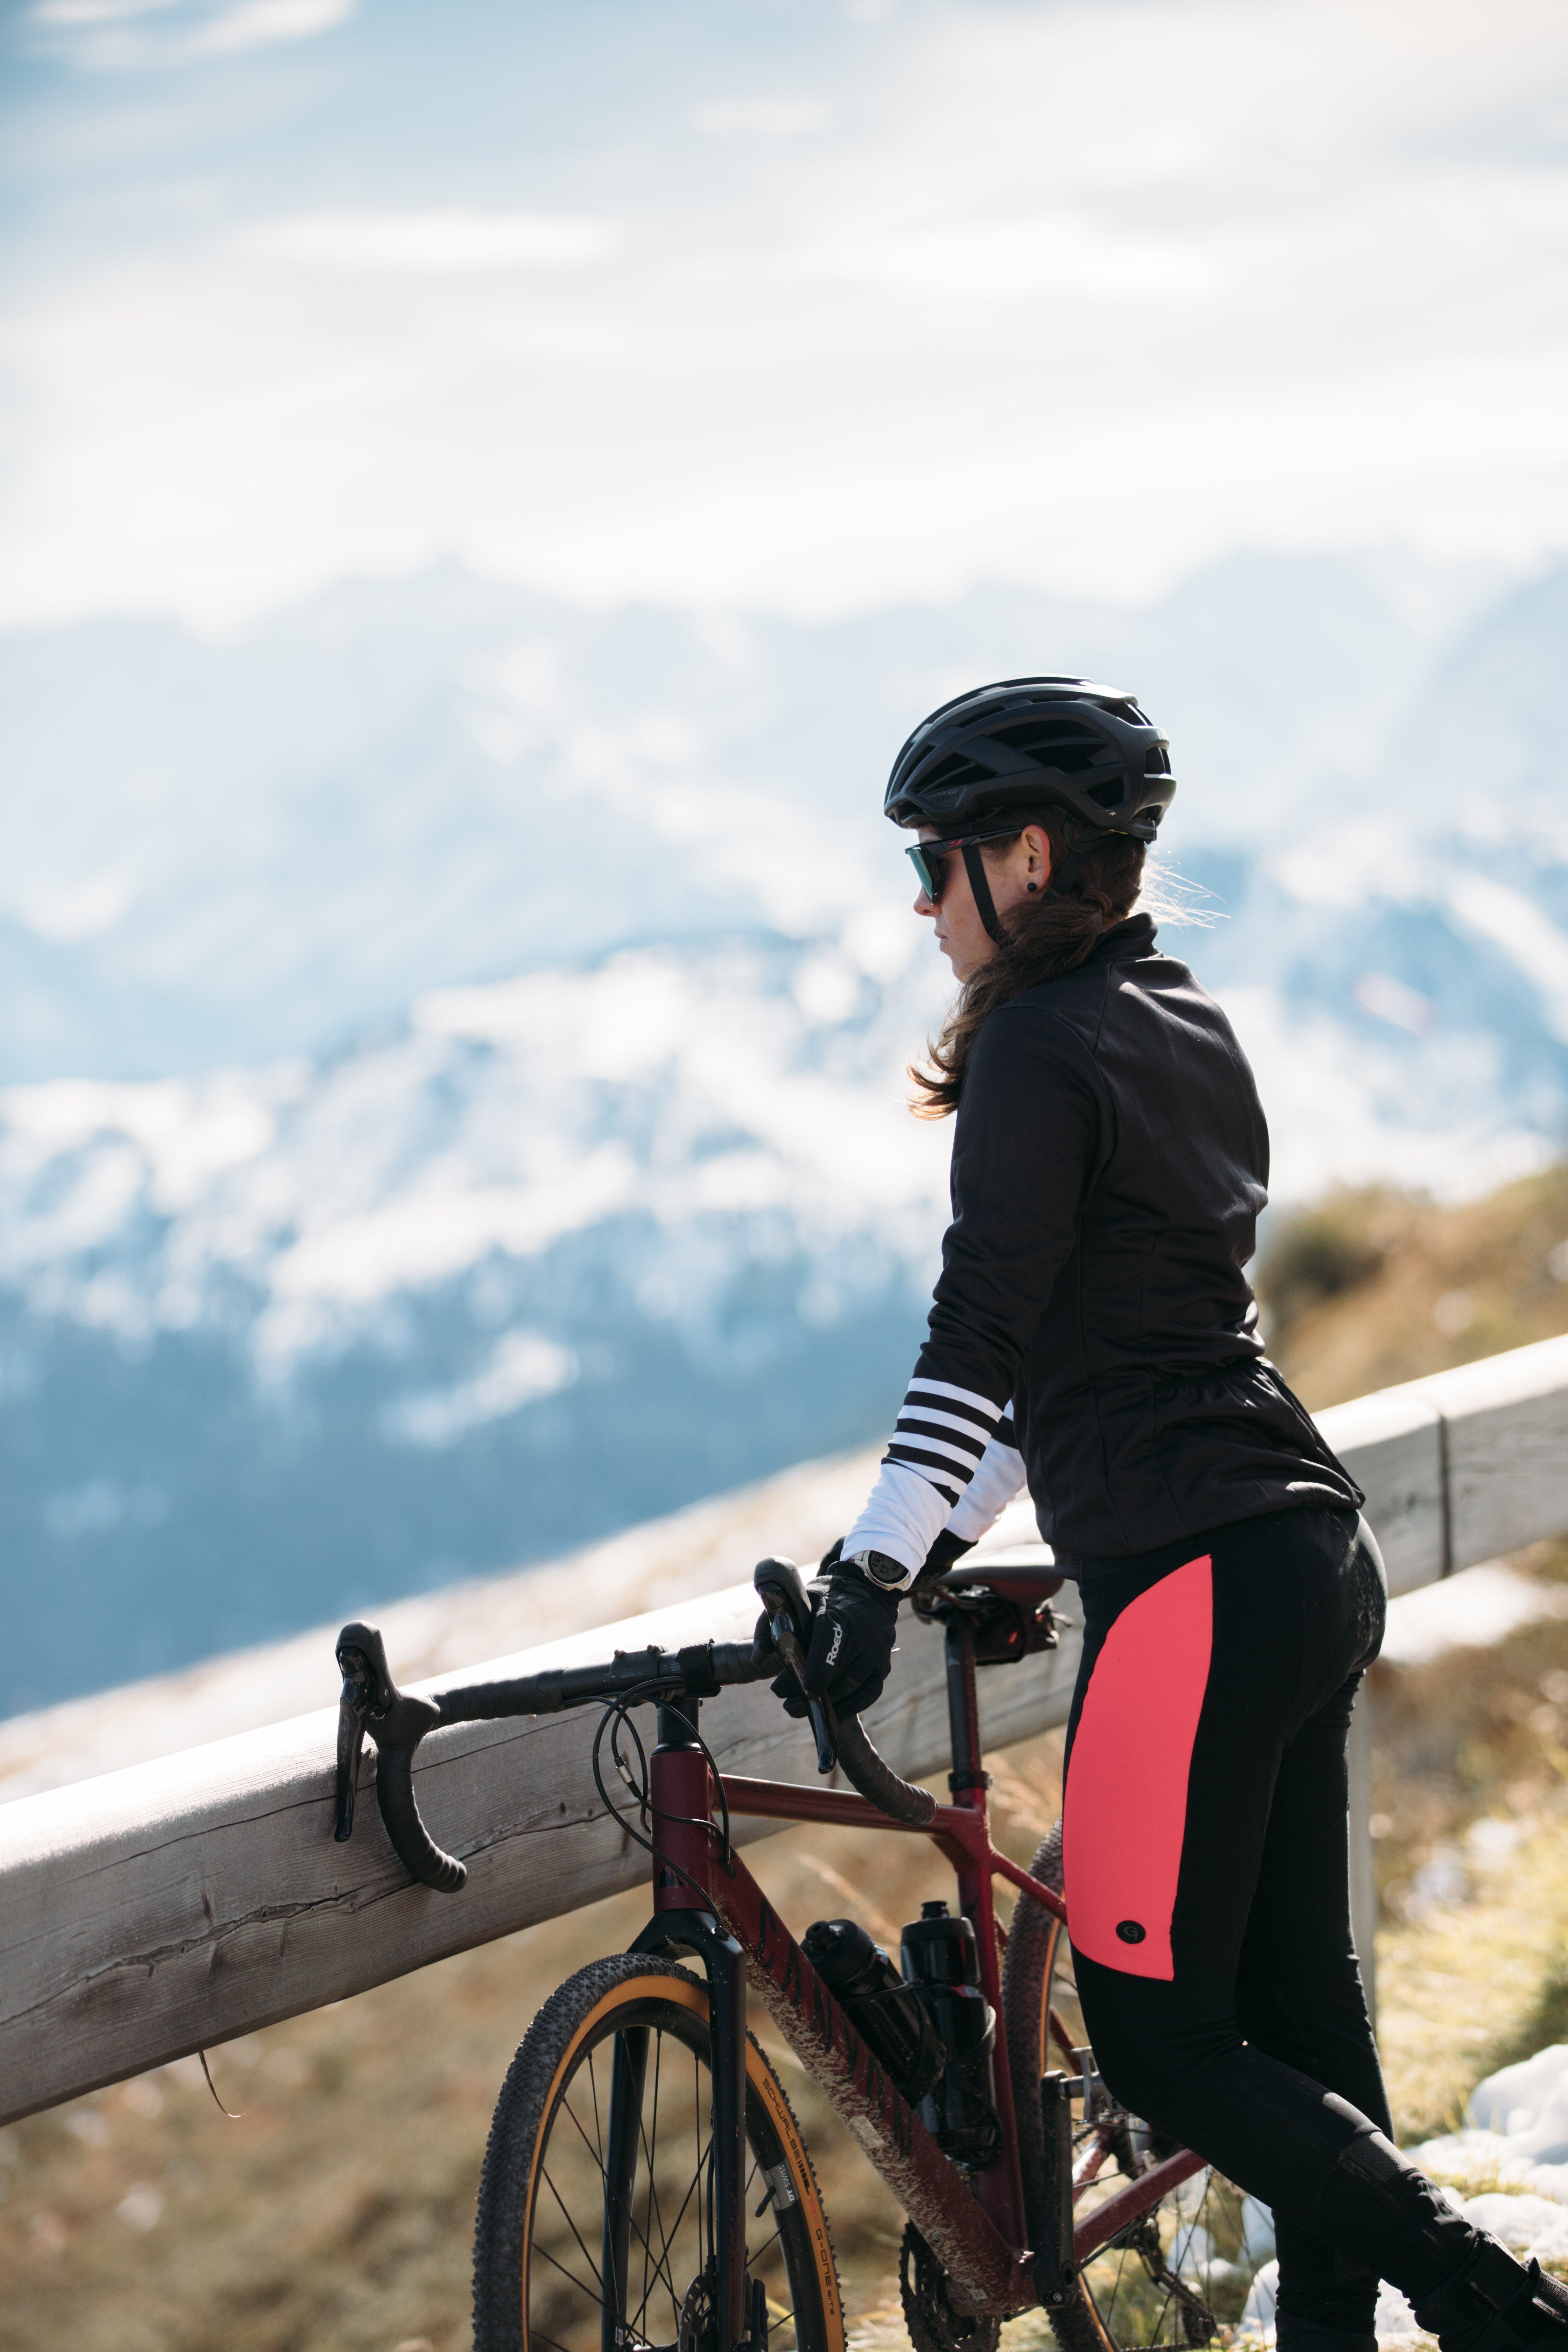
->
[[5, 1332, 1568, 2128]]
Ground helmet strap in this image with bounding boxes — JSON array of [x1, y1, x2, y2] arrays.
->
[[963, 824, 1098, 941], [961, 843, 1007, 945]]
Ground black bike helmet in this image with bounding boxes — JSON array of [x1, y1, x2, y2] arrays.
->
[[886, 675, 1175, 839], [885, 676, 1175, 940]]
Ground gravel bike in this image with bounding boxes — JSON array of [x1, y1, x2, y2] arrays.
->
[[332, 1556, 1250, 2352]]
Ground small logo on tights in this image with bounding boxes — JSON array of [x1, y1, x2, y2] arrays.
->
[[1116, 1920, 1146, 1945]]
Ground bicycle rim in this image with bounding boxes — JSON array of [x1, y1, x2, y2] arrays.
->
[[474, 1956, 844, 2352]]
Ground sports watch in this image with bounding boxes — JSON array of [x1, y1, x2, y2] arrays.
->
[[845, 1549, 909, 1591]]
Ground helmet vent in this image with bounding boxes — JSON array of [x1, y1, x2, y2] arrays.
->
[[988, 718, 1106, 774], [923, 751, 996, 791], [1143, 747, 1172, 775], [1086, 778, 1128, 810]]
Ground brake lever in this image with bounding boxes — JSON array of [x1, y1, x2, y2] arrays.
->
[[335, 1682, 367, 1841], [334, 1620, 402, 1844], [334, 1621, 394, 1841], [753, 1558, 838, 1776]]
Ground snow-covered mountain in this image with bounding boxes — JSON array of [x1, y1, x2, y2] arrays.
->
[[2, 551, 1565, 1712]]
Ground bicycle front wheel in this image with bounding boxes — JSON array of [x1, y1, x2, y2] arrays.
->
[[473, 1953, 845, 2352], [1003, 1825, 1256, 2352]]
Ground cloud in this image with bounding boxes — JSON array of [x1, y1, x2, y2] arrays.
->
[[809, 212, 1217, 302], [690, 96, 827, 138], [189, 0, 355, 53], [30, 0, 182, 23], [28, 0, 355, 63], [6, 0, 1568, 626], [242, 209, 618, 273]]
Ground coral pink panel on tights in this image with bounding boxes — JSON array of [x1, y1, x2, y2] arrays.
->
[[1062, 1555, 1213, 1980]]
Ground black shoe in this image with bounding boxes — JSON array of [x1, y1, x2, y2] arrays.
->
[[1414, 2239, 1568, 2352]]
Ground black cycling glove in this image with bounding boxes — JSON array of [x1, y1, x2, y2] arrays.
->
[[753, 1529, 973, 1718], [763, 1561, 901, 1719]]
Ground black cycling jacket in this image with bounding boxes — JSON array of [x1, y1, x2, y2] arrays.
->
[[908, 911, 1362, 1560]]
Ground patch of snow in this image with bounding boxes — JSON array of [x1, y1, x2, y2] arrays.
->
[[1467, 2045, 1568, 2165], [383, 1332, 579, 1446]]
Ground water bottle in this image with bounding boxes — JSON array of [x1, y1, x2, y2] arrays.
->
[[801, 1918, 945, 2103], [900, 1900, 1001, 2166]]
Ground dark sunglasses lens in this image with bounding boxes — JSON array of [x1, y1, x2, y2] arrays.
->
[[907, 842, 948, 902]]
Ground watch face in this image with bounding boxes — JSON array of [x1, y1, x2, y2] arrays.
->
[[866, 1552, 906, 1588]]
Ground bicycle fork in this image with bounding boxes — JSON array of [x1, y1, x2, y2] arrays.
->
[[622, 1700, 757, 2352]]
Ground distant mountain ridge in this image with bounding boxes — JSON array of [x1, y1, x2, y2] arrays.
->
[[1, 550, 1564, 1712]]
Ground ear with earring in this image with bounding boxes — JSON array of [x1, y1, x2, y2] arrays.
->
[[1026, 882, 1038, 892]]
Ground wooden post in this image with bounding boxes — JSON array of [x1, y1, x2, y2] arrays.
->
[[1347, 1689, 1378, 2029]]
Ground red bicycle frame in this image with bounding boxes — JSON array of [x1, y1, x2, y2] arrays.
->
[[332, 1596, 1205, 2352], [631, 1615, 1204, 2328]]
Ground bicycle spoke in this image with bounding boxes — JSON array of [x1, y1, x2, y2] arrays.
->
[[642, 2028, 665, 2325], [532, 2231, 605, 2308], [630, 2043, 705, 2338], [624, 2175, 685, 2333], [621, 2162, 685, 2326], [539, 2157, 608, 2298]]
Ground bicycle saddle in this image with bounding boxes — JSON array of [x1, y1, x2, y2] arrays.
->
[[935, 1550, 1063, 1605]]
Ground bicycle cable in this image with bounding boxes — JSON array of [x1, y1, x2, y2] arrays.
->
[[590, 1678, 737, 1896]]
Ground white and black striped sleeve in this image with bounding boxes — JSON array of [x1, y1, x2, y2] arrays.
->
[[945, 1411, 1027, 1543], [839, 1378, 1006, 1584], [885, 1377, 1002, 1505]]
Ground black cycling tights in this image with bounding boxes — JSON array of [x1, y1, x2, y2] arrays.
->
[[1063, 1505, 1476, 2346]]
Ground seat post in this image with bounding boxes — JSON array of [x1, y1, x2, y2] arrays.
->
[[943, 1616, 989, 1806]]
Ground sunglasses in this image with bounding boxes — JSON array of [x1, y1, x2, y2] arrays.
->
[[905, 826, 1025, 904]]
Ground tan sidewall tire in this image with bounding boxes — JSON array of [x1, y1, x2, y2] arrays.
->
[[472, 1951, 844, 2352]]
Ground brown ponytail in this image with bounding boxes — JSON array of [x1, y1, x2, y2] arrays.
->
[[909, 810, 1146, 1118]]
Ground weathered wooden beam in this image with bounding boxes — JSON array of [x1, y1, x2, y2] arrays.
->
[[1420, 1334, 1568, 1571], [1318, 1384, 1445, 1596], [6, 1337, 1568, 2127], [0, 1585, 1082, 2126]]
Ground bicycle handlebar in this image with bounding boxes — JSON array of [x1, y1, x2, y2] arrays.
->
[[333, 1557, 938, 1891], [751, 1558, 937, 1828]]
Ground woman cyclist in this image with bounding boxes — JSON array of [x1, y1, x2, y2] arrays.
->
[[765, 678, 1568, 2352]]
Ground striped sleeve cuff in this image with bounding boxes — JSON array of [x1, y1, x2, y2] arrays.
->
[[839, 1379, 1008, 1583], [884, 1378, 1001, 1504]]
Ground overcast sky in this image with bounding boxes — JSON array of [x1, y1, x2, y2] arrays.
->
[[2, 0, 1566, 629]]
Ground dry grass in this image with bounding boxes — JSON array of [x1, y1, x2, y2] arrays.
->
[[1368, 1540, 1568, 2145], [1257, 1162, 1568, 1410]]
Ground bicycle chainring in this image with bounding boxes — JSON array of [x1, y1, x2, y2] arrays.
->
[[899, 2224, 1002, 2352]]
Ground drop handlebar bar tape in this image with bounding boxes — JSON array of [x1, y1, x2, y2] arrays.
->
[[331, 1611, 930, 1895]]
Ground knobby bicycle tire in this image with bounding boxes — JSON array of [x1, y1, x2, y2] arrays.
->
[[472, 1953, 845, 2352], [1002, 1825, 1254, 2352]]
